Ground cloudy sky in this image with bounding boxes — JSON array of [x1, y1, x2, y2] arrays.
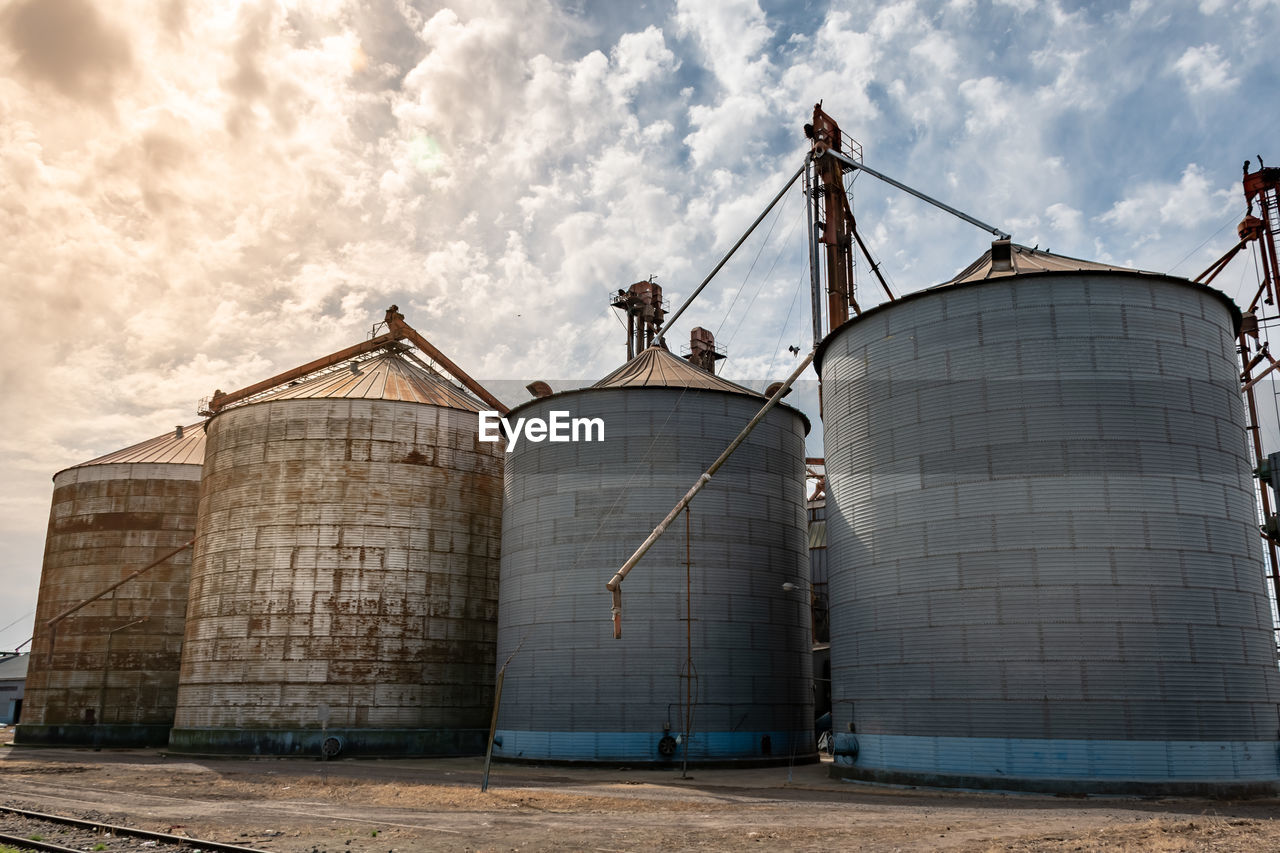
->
[[2, 0, 1279, 649]]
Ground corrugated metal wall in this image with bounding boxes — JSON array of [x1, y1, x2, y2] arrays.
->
[[494, 387, 815, 764], [169, 397, 503, 756], [819, 272, 1280, 794], [17, 462, 200, 747]]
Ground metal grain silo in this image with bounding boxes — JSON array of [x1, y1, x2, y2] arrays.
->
[[820, 243, 1280, 795], [494, 345, 815, 764], [16, 425, 204, 747], [168, 348, 503, 757]]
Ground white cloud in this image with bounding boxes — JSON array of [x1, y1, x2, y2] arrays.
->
[[1172, 43, 1237, 94], [1046, 202, 1084, 235], [1099, 164, 1236, 233], [869, 0, 927, 40], [910, 30, 959, 74], [674, 0, 772, 94], [959, 76, 1013, 133], [608, 26, 677, 100]]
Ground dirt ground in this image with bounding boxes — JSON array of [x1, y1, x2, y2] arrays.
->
[[2, 726, 1278, 852]]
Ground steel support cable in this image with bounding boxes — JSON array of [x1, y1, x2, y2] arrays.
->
[[657, 164, 805, 346], [552, 381, 699, 577], [1177, 211, 1243, 281], [714, 183, 793, 339], [0, 609, 35, 636], [565, 300, 642, 382], [722, 203, 806, 358], [565, 167, 805, 577], [764, 264, 810, 380]]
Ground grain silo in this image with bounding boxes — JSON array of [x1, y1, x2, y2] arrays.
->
[[494, 345, 815, 764], [168, 340, 503, 757], [16, 425, 204, 747], [819, 241, 1280, 795]]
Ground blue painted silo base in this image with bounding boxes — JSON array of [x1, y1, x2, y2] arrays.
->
[[830, 733, 1280, 797], [494, 728, 818, 766]]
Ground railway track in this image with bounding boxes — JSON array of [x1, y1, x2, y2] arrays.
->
[[0, 805, 262, 853]]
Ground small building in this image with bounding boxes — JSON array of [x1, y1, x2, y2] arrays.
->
[[0, 653, 29, 725]]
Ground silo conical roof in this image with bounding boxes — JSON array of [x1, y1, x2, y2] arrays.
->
[[248, 349, 485, 412], [592, 345, 764, 397], [943, 242, 1156, 285], [73, 423, 206, 468]]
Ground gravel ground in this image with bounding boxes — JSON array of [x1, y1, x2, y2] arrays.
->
[[1, 810, 255, 852], [2, 727, 1278, 852]]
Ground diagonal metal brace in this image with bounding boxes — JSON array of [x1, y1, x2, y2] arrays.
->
[[605, 349, 816, 638]]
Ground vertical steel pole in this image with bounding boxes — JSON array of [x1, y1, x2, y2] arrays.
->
[[804, 154, 823, 349], [681, 506, 693, 780], [481, 667, 506, 793]]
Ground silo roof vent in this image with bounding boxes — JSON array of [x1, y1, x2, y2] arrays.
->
[[942, 242, 1158, 286], [990, 238, 1013, 271]]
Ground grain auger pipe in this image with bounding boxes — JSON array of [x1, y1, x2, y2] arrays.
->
[[40, 537, 197, 663], [606, 347, 816, 639], [44, 538, 196, 628], [819, 146, 1009, 241], [203, 306, 508, 416], [382, 306, 510, 415]]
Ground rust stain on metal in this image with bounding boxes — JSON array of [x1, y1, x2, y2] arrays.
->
[[51, 511, 168, 534], [173, 393, 504, 736]]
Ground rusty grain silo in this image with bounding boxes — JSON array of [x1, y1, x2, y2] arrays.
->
[[494, 346, 815, 765], [16, 425, 204, 747], [168, 347, 503, 757]]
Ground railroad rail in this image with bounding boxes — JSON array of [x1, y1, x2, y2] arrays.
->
[[0, 805, 262, 852]]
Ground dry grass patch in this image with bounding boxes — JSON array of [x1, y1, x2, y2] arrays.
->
[[973, 816, 1275, 852], [122, 771, 746, 814]]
